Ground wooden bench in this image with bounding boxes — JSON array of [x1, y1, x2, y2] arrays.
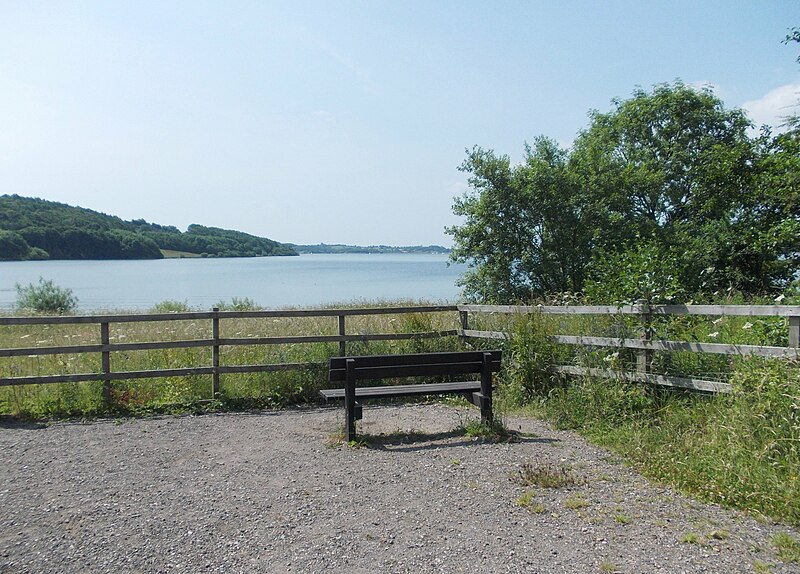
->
[[321, 350, 502, 441]]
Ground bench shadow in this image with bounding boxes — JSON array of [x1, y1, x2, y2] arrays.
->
[[358, 430, 559, 452], [0, 416, 48, 430]]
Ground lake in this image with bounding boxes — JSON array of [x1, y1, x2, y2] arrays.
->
[[0, 254, 466, 312]]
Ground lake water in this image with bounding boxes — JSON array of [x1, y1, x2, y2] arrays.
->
[[0, 254, 466, 311]]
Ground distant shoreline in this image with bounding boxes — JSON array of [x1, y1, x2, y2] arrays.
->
[[289, 243, 451, 255]]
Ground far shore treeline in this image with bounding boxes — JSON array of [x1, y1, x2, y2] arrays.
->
[[0, 195, 299, 260], [0, 195, 451, 261]]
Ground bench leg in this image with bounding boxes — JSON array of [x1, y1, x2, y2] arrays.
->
[[481, 352, 493, 426], [345, 359, 357, 441]]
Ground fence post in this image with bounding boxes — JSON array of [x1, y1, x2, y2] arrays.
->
[[636, 299, 652, 374], [101, 322, 111, 406], [212, 307, 220, 397], [790, 316, 799, 349], [459, 310, 469, 335], [338, 315, 346, 357]]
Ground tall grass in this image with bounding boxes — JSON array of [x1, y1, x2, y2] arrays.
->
[[496, 309, 800, 525], [0, 301, 462, 418]]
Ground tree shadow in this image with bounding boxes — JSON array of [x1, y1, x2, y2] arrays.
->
[[0, 416, 48, 430]]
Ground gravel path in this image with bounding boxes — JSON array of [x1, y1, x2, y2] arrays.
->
[[1, 404, 798, 573]]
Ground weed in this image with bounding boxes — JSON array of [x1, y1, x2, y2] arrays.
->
[[564, 493, 590, 510], [709, 529, 730, 541], [680, 532, 701, 544], [773, 533, 800, 563], [516, 490, 536, 508], [599, 560, 620, 573], [462, 419, 514, 442], [752, 560, 771, 573], [517, 462, 581, 489], [614, 513, 632, 525]]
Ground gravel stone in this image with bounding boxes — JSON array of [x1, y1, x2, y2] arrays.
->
[[1, 404, 798, 573]]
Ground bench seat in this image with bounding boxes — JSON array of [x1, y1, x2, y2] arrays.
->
[[320, 380, 481, 401]]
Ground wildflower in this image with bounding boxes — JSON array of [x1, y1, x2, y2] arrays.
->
[[775, 294, 785, 302], [742, 322, 753, 330], [712, 317, 723, 325], [708, 331, 719, 338]]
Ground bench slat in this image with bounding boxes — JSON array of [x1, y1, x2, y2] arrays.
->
[[329, 350, 501, 371], [320, 380, 481, 400], [330, 361, 499, 381]]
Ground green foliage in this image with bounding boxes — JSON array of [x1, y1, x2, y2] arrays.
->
[[149, 300, 194, 313], [584, 241, 683, 304], [517, 462, 580, 488], [214, 297, 262, 311], [773, 532, 800, 563], [461, 418, 513, 441], [448, 138, 589, 302], [535, 358, 800, 524], [501, 314, 567, 404], [449, 82, 799, 303], [785, 27, 800, 64], [0, 195, 297, 260], [0, 230, 34, 260], [15, 278, 78, 314]]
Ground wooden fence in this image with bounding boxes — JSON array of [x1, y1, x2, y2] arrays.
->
[[0, 305, 458, 404], [1, 302, 798, 401], [458, 302, 800, 393]]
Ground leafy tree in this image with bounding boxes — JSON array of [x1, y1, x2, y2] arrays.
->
[[583, 241, 684, 304], [0, 230, 32, 260], [448, 138, 591, 302], [786, 27, 800, 63], [570, 82, 763, 296], [449, 83, 798, 303]]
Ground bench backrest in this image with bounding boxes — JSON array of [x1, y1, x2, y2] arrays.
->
[[329, 350, 502, 382]]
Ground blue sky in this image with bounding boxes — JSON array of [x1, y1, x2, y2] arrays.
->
[[1, 1, 798, 246]]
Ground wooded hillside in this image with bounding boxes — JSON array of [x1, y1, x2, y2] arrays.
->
[[0, 195, 298, 260]]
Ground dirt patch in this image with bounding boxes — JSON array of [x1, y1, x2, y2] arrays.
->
[[1, 404, 798, 573]]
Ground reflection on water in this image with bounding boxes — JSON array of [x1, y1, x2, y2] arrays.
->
[[0, 254, 465, 311]]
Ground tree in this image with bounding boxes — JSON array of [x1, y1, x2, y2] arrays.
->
[[786, 27, 800, 63], [449, 83, 798, 303], [0, 230, 32, 260], [448, 138, 590, 302], [570, 82, 765, 296]]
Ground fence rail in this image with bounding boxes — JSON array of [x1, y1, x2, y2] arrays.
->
[[457, 303, 800, 394], [1, 303, 798, 401], [0, 305, 458, 400]]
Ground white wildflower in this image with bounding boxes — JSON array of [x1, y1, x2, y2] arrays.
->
[[775, 294, 785, 302], [712, 317, 723, 325], [742, 322, 753, 330], [708, 331, 719, 338]]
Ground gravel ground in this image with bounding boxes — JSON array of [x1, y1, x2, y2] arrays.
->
[[1, 403, 799, 574]]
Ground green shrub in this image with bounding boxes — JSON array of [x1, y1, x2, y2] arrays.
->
[[214, 297, 261, 311], [149, 300, 193, 313], [500, 314, 569, 405], [15, 277, 78, 314]]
